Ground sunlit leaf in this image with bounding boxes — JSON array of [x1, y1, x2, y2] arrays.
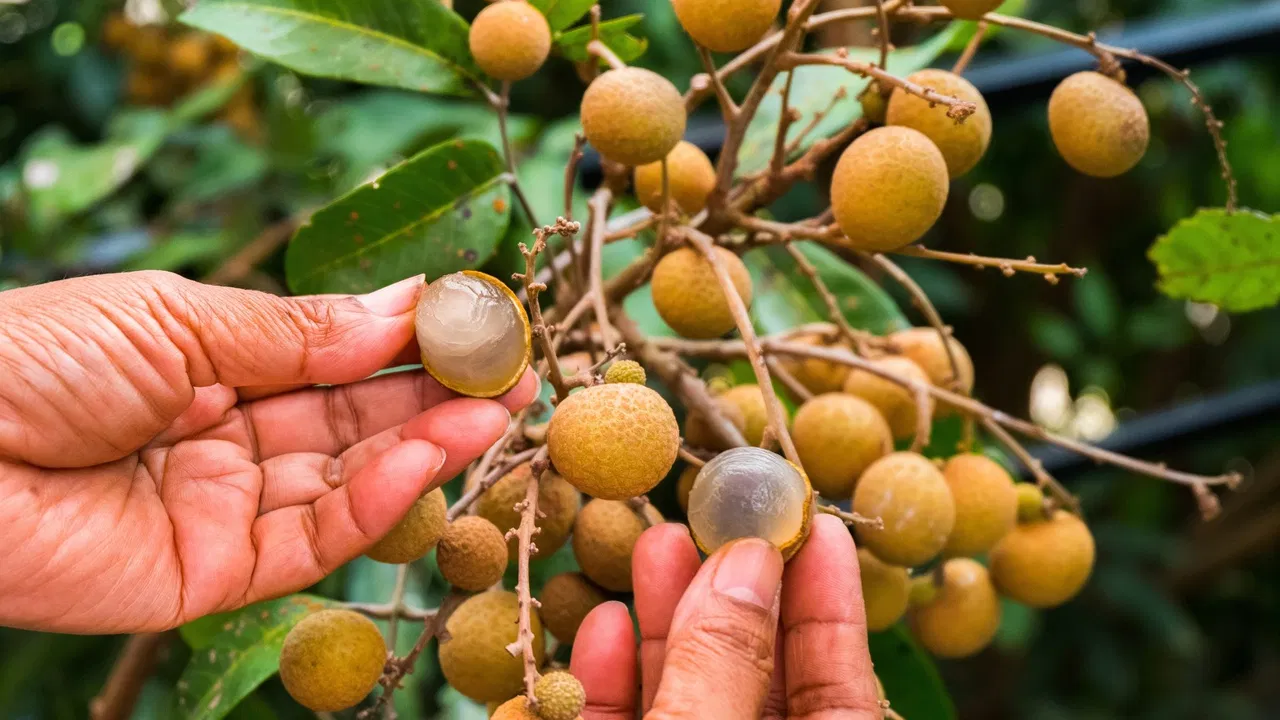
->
[[1148, 207, 1280, 312], [557, 15, 648, 65]]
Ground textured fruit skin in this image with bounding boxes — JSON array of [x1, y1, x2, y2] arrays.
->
[[909, 558, 1001, 658], [634, 141, 717, 214], [858, 547, 910, 632], [366, 489, 447, 563], [490, 696, 583, 720], [477, 463, 580, 558], [604, 359, 647, 385], [793, 393, 892, 500], [719, 384, 774, 447], [676, 465, 699, 513], [468, 1, 551, 82], [887, 69, 992, 178], [1015, 483, 1047, 522], [539, 572, 607, 643], [942, 453, 1018, 557], [831, 126, 949, 252], [853, 452, 956, 567], [671, 0, 782, 52], [781, 333, 853, 394], [651, 246, 754, 339], [581, 67, 686, 166], [548, 383, 680, 500], [279, 609, 386, 711], [683, 395, 746, 451], [437, 516, 509, 591], [843, 356, 933, 440], [440, 591, 546, 703], [1048, 71, 1150, 178], [572, 499, 646, 592], [889, 327, 974, 414], [990, 510, 1095, 608], [941, 0, 1002, 20], [534, 672, 587, 720]]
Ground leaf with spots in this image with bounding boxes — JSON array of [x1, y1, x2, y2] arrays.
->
[[1148, 207, 1280, 312], [174, 594, 335, 720], [285, 138, 512, 295], [556, 14, 648, 65]]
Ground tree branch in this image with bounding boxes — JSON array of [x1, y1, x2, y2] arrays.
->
[[506, 448, 547, 707], [894, 244, 1088, 283]]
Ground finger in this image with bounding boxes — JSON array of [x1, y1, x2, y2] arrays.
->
[[781, 514, 882, 719], [398, 397, 510, 481], [570, 601, 639, 720], [762, 630, 787, 720], [632, 523, 701, 713], [647, 539, 784, 720]]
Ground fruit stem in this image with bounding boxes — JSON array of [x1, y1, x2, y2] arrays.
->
[[505, 448, 548, 707]]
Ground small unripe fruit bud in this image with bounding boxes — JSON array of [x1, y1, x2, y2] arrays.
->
[[469, 1, 552, 82], [830, 126, 949, 252], [581, 67, 686, 166], [1048, 71, 1150, 178], [1015, 483, 1047, 522], [633, 140, 717, 214], [534, 671, 587, 720], [604, 359, 647, 385], [859, 82, 888, 125], [279, 609, 386, 711], [687, 447, 813, 560], [908, 574, 939, 607], [416, 271, 531, 398]]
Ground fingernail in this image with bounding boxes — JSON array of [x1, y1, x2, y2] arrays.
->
[[358, 275, 425, 317], [712, 539, 783, 610]]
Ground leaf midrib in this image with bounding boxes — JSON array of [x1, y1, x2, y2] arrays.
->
[[1161, 256, 1280, 279]]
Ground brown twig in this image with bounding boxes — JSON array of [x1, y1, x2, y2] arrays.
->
[[868, 253, 963, 391], [679, 445, 709, 468], [895, 244, 1088, 284], [697, 46, 740, 117], [449, 446, 541, 522], [817, 503, 883, 529], [770, 70, 798, 177], [506, 448, 548, 707], [766, 355, 813, 403], [952, 21, 988, 75], [910, 384, 934, 453], [979, 416, 1078, 512], [345, 599, 436, 622], [586, 188, 620, 349], [518, 219, 582, 403], [784, 242, 874, 355], [493, 82, 540, 230], [201, 215, 302, 286], [587, 39, 626, 71], [90, 633, 171, 720], [358, 595, 461, 720], [872, 0, 892, 70], [780, 51, 977, 120]]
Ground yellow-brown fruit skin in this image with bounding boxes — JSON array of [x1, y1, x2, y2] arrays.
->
[[490, 697, 583, 720], [1048, 71, 1150, 178], [858, 547, 910, 632], [942, 453, 1018, 557], [548, 383, 680, 500], [889, 327, 975, 415], [719, 384, 774, 447], [781, 333, 853, 394], [831, 126, 950, 252], [581, 67, 686, 166], [887, 69, 992, 178], [853, 452, 956, 567], [990, 510, 1095, 608], [468, 1, 552, 82], [365, 489, 447, 564], [676, 465, 699, 513], [476, 463, 580, 558], [534, 671, 587, 720], [1015, 483, 1047, 522], [278, 609, 387, 712], [651, 246, 754, 339], [440, 591, 546, 703], [634, 141, 717, 214], [843, 356, 934, 440], [909, 558, 1001, 659], [437, 516, 509, 592], [539, 572, 607, 643], [572, 499, 646, 592], [604, 359, 647, 385], [683, 393, 747, 451], [793, 393, 892, 500], [671, 0, 782, 52], [941, 0, 1003, 20]]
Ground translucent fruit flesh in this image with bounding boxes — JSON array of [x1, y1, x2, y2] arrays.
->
[[688, 447, 813, 559], [416, 271, 530, 398]]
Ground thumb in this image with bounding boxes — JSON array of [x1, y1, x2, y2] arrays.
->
[[647, 539, 784, 720]]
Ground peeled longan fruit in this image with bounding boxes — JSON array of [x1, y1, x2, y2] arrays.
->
[[889, 327, 974, 413], [941, 0, 1003, 20], [416, 271, 531, 398], [990, 510, 1095, 608], [581, 67, 686, 166], [853, 452, 956, 567], [279, 609, 386, 711], [476, 462, 580, 558], [858, 547, 910, 632], [651, 246, 753, 339], [671, 0, 781, 52], [793, 393, 892, 500], [688, 447, 813, 559], [572, 499, 647, 592], [440, 591, 545, 703], [909, 558, 1001, 658], [830, 126, 949, 252], [887, 69, 992, 178], [437, 516, 509, 591], [534, 671, 587, 720], [548, 383, 680, 500], [942, 453, 1018, 557], [468, 0, 552, 82], [634, 140, 717, 214], [781, 332, 853, 394], [539, 572, 607, 643], [366, 489, 447, 564], [1048, 71, 1149, 178], [843, 355, 934, 441]]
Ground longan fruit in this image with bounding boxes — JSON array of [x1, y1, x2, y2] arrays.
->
[[651, 246, 753, 339], [534, 671, 587, 720], [581, 67, 686, 166], [572, 499, 646, 592], [437, 516, 509, 591], [101, 14, 135, 51], [468, 0, 552, 82], [858, 547, 910, 632], [792, 393, 892, 500], [780, 332, 853, 394], [853, 452, 956, 567], [1048, 71, 1150, 178], [169, 33, 214, 78], [887, 69, 992, 178], [671, 0, 781, 52], [842, 355, 934, 440], [129, 25, 169, 66], [989, 510, 1095, 608], [683, 394, 748, 451], [685, 383, 776, 449], [279, 609, 386, 711], [634, 140, 717, 214], [476, 462, 580, 559], [889, 327, 974, 413], [830, 126, 949, 252], [687, 446, 813, 559], [417, 271, 531, 398], [942, 453, 1018, 557], [548, 383, 680, 500], [490, 695, 583, 720], [440, 591, 545, 703], [365, 489, 447, 564], [539, 572, 607, 643], [941, 0, 1003, 20], [676, 465, 699, 513], [604, 359, 647, 385], [909, 558, 1001, 658]]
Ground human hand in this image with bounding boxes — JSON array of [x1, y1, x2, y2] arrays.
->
[[569, 513, 883, 719], [0, 271, 537, 634]]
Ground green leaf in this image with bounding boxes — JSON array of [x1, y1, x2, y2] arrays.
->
[[528, 0, 597, 31], [738, 23, 964, 176], [557, 15, 648, 65], [180, 0, 480, 96], [869, 625, 957, 720], [1148, 208, 1280, 312], [175, 594, 335, 720], [285, 138, 512, 295]]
